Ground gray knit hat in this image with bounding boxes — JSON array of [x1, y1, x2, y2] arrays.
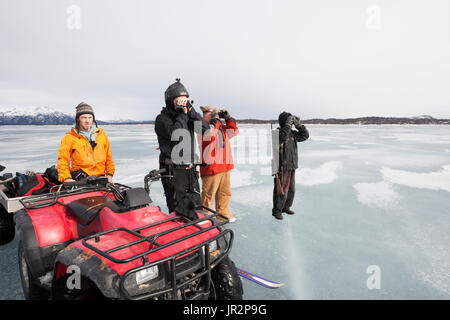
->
[[75, 102, 95, 119]]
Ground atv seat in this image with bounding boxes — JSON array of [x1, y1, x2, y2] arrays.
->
[[66, 196, 118, 226]]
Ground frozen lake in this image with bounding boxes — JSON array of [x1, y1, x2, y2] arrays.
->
[[1, 124, 450, 299]]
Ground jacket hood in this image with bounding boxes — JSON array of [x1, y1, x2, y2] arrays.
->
[[278, 111, 292, 127]]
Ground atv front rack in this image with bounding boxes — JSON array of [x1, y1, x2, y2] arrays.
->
[[81, 207, 234, 300]]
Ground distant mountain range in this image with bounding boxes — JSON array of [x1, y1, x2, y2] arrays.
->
[[236, 115, 450, 125], [0, 106, 144, 125], [0, 106, 74, 125], [0, 106, 449, 125], [288, 115, 450, 125]]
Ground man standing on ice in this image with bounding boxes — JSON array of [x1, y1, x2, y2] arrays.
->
[[272, 112, 309, 220], [154, 79, 209, 218], [198, 106, 239, 222], [57, 102, 115, 183]]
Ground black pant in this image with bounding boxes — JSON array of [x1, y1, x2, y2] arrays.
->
[[272, 170, 295, 215], [161, 175, 177, 213], [161, 165, 201, 214]]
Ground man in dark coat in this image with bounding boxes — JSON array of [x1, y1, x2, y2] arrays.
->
[[154, 79, 209, 218], [272, 111, 309, 220]]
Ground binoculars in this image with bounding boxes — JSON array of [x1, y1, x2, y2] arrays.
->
[[218, 110, 227, 119], [175, 100, 194, 113]]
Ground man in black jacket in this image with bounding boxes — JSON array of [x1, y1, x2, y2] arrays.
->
[[272, 111, 309, 220], [154, 79, 209, 217]]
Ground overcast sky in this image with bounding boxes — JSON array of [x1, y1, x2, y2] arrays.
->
[[0, 0, 449, 120]]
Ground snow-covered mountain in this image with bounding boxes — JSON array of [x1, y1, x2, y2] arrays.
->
[[0, 106, 141, 125], [0, 106, 74, 125]]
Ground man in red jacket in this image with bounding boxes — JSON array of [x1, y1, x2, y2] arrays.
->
[[199, 106, 239, 222]]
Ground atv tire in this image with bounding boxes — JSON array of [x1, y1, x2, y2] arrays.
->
[[210, 256, 243, 300], [0, 205, 15, 245], [18, 240, 50, 300]]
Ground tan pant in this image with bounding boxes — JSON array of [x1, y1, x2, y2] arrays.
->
[[201, 170, 233, 220]]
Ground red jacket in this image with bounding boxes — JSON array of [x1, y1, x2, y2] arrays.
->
[[198, 118, 239, 177]]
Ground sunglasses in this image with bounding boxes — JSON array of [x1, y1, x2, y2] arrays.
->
[[202, 108, 215, 114]]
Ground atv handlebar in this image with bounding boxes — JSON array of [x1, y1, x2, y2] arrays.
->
[[63, 176, 109, 188], [154, 168, 167, 175], [144, 168, 167, 182], [143, 168, 169, 194]]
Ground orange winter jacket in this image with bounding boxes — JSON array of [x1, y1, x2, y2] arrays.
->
[[198, 118, 239, 177], [57, 128, 115, 182]]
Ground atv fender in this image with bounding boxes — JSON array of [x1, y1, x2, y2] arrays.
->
[[15, 209, 69, 282], [53, 245, 120, 299]]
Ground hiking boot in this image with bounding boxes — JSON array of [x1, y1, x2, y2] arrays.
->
[[283, 209, 295, 215], [272, 212, 283, 220], [217, 216, 236, 223]]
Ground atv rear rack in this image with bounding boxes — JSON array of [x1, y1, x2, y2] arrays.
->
[[0, 184, 130, 212], [81, 206, 233, 300]]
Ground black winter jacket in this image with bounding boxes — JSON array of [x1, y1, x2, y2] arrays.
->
[[278, 123, 309, 172], [155, 106, 209, 166]]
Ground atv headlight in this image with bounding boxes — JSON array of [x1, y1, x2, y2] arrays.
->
[[135, 265, 159, 285]]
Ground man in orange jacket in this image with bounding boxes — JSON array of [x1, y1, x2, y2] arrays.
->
[[57, 102, 115, 183], [198, 106, 239, 222]]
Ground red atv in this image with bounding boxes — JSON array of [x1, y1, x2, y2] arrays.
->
[[0, 168, 243, 300]]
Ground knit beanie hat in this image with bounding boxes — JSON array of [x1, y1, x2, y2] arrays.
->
[[165, 78, 189, 107], [75, 102, 95, 119]]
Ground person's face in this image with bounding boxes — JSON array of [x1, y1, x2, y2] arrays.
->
[[78, 114, 94, 131], [203, 111, 212, 123], [173, 95, 188, 109]]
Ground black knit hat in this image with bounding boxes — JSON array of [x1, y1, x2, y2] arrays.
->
[[164, 78, 189, 106]]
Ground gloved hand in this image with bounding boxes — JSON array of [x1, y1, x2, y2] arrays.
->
[[186, 105, 198, 118], [219, 109, 231, 120], [292, 115, 301, 127], [285, 115, 294, 128]]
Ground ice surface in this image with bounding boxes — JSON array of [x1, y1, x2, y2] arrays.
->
[[230, 169, 254, 188], [296, 161, 343, 186], [381, 165, 450, 192], [354, 181, 401, 209], [1, 124, 450, 299]]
